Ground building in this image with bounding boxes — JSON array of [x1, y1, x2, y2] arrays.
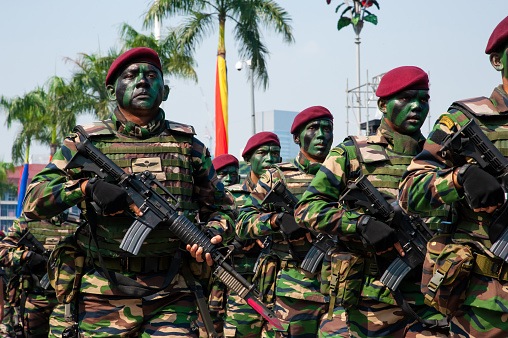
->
[[254, 109, 300, 161]]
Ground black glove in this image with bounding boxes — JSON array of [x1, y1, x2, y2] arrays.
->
[[356, 215, 397, 253], [457, 164, 504, 210], [274, 212, 301, 234], [85, 178, 134, 215], [24, 251, 48, 275]]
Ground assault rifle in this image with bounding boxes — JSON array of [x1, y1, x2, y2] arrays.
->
[[64, 137, 283, 330], [439, 118, 508, 261], [339, 175, 434, 291], [18, 230, 52, 289], [261, 181, 337, 274]]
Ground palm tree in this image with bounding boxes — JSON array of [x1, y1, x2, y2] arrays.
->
[[0, 90, 51, 165], [65, 50, 119, 120], [120, 23, 198, 83], [0, 161, 15, 197], [144, 0, 294, 89]]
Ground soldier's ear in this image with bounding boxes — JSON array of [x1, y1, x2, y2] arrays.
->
[[106, 84, 117, 101], [163, 85, 170, 101], [378, 98, 387, 114], [293, 134, 300, 145], [490, 53, 504, 72]]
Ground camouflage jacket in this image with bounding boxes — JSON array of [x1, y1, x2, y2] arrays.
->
[[295, 120, 428, 305], [22, 108, 234, 295], [399, 85, 508, 312], [237, 152, 325, 303]]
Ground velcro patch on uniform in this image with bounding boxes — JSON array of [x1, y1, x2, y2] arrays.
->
[[132, 157, 163, 172], [439, 116, 455, 130], [332, 147, 345, 156]]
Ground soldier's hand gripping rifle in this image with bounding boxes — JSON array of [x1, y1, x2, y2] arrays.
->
[[18, 230, 52, 289], [261, 181, 337, 274], [439, 118, 508, 261], [64, 137, 284, 330], [339, 175, 434, 291]]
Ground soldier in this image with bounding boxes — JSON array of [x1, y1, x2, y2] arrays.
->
[[224, 132, 281, 338], [237, 107, 348, 338], [295, 67, 449, 338], [22, 47, 234, 337], [399, 16, 508, 337], [0, 214, 78, 338], [213, 154, 241, 187]]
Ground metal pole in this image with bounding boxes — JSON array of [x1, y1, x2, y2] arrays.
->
[[346, 78, 349, 136], [250, 62, 256, 135], [366, 70, 369, 135], [355, 32, 361, 135]]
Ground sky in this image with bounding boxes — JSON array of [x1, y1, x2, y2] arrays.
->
[[1, 1, 507, 164]]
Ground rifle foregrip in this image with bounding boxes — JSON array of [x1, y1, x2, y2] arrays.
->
[[167, 214, 216, 254], [214, 266, 250, 298]]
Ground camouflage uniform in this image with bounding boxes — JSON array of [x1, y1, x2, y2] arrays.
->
[[237, 152, 348, 338], [0, 216, 77, 338], [295, 120, 449, 338], [23, 109, 234, 337], [223, 175, 265, 338], [399, 86, 508, 337]]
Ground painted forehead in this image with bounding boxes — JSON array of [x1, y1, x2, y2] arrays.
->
[[118, 62, 163, 77], [303, 118, 333, 127]]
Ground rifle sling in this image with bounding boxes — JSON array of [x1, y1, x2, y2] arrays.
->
[[391, 288, 449, 329]]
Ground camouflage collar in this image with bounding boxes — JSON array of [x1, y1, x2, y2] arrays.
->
[[243, 174, 257, 192], [374, 119, 424, 156], [491, 85, 508, 113], [294, 151, 322, 175], [112, 108, 167, 138]]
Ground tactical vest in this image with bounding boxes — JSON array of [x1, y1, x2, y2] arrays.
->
[[346, 135, 448, 232], [228, 180, 253, 209], [448, 97, 508, 247], [75, 119, 199, 258], [270, 162, 315, 260], [27, 219, 77, 251]]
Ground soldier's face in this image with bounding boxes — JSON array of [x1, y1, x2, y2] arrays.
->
[[111, 63, 167, 115], [298, 119, 333, 162], [384, 89, 429, 135], [248, 144, 281, 177], [500, 45, 508, 78], [216, 165, 240, 186]]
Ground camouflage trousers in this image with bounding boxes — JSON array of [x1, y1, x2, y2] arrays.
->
[[0, 302, 15, 337], [348, 298, 450, 338], [261, 296, 349, 338], [450, 305, 508, 337], [223, 290, 264, 338], [23, 292, 72, 338], [78, 291, 199, 337]]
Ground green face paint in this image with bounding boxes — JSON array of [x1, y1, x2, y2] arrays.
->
[[384, 89, 429, 135], [298, 119, 333, 161], [114, 63, 165, 114], [248, 144, 281, 177], [216, 165, 240, 186], [500, 44, 508, 79]]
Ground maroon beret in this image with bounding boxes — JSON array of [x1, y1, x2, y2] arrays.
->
[[486, 16, 508, 54], [213, 154, 239, 171], [106, 47, 163, 85], [376, 66, 429, 98], [290, 106, 334, 134], [242, 132, 280, 157]]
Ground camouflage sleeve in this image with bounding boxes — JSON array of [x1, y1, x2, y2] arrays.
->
[[191, 137, 235, 240], [399, 111, 468, 214], [295, 145, 362, 238], [23, 134, 87, 220], [0, 218, 27, 269], [236, 169, 281, 239]]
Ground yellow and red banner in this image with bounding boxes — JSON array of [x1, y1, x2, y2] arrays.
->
[[215, 54, 228, 156]]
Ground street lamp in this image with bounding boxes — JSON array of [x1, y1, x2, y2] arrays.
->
[[236, 59, 256, 135]]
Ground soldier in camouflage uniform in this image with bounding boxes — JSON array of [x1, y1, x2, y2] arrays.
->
[[22, 47, 234, 337], [0, 214, 78, 338], [237, 107, 349, 338], [223, 132, 282, 338], [296, 67, 449, 338], [399, 16, 508, 337], [214, 154, 241, 187]]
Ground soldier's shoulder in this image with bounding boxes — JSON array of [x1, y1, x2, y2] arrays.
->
[[166, 120, 196, 135], [450, 96, 498, 117], [76, 120, 115, 137]]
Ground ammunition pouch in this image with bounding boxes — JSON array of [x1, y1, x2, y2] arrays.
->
[[422, 234, 473, 316], [252, 254, 280, 304], [47, 236, 85, 304]]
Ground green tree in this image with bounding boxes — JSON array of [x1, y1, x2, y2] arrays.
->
[[120, 23, 198, 82], [0, 161, 15, 196], [0, 90, 51, 165], [144, 0, 294, 89]]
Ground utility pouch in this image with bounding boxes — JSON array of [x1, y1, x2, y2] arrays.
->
[[47, 236, 85, 304], [422, 234, 473, 316], [326, 251, 364, 319], [252, 254, 280, 304]]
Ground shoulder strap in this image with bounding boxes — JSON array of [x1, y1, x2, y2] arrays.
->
[[450, 97, 497, 118]]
